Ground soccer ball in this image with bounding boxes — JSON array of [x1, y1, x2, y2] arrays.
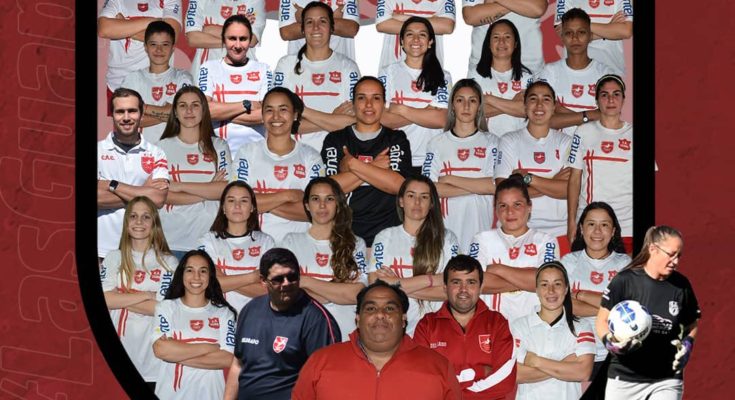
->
[[607, 300, 652, 342]]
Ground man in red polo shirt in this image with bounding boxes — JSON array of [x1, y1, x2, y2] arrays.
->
[[414, 255, 516, 399]]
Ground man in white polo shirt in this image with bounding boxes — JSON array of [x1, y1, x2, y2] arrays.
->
[[98, 88, 170, 261]]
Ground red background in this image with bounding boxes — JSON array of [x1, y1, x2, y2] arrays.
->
[[0, 1, 732, 398]]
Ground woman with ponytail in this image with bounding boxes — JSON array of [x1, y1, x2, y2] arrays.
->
[[230, 87, 323, 243], [379, 16, 453, 172], [274, 1, 361, 152], [597, 226, 700, 400], [510, 261, 595, 399], [368, 175, 459, 335], [279, 177, 368, 340]]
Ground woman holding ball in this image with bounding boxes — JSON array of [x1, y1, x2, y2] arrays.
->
[[596, 226, 701, 400]]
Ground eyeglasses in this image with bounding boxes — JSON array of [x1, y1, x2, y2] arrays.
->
[[266, 272, 299, 286], [654, 243, 682, 260]]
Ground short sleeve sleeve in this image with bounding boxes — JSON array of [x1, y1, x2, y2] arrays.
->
[[494, 136, 515, 179], [184, 0, 204, 32], [153, 300, 174, 340], [354, 237, 369, 284], [393, 131, 413, 177], [99, 0, 121, 18], [151, 146, 170, 180], [251, 1, 267, 41], [430, 71, 452, 109], [437, 0, 457, 20], [424, 137, 441, 180], [100, 251, 121, 292], [368, 229, 389, 272], [162, 0, 183, 22], [600, 271, 628, 310], [279, 0, 299, 28], [199, 63, 214, 97], [375, 0, 396, 25], [574, 319, 597, 356], [342, 0, 360, 23], [220, 308, 237, 352], [567, 129, 585, 170]]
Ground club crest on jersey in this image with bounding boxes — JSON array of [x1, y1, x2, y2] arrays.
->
[[232, 248, 245, 261], [249, 246, 261, 257], [572, 84, 584, 98], [514, 338, 521, 348], [190, 320, 204, 331], [203, 154, 214, 162], [312, 73, 325, 86], [208, 317, 220, 329], [604, 0, 614, 6], [497, 82, 508, 94], [137, 3, 149, 12], [669, 301, 679, 316], [247, 71, 260, 81], [141, 155, 155, 173], [512, 80, 522, 92], [273, 165, 288, 181], [509, 247, 520, 260], [336, 0, 345, 5], [618, 138, 631, 151], [166, 82, 177, 95], [411, 0, 421, 4], [150, 269, 161, 282], [524, 244, 537, 256], [474, 147, 486, 158], [273, 336, 288, 353], [534, 152, 545, 164], [134, 270, 146, 284], [294, 164, 306, 179], [457, 148, 470, 161], [221, 6, 233, 18], [411, 80, 420, 92], [187, 153, 199, 165], [230, 74, 242, 84], [608, 270, 617, 280], [589, 0, 600, 8], [237, 4, 248, 14], [601, 141, 614, 154], [329, 71, 342, 83], [478, 334, 492, 354], [588, 84, 596, 97], [590, 271, 604, 285], [315, 253, 329, 267], [151, 86, 163, 101], [358, 155, 374, 163], [555, 149, 560, 160]]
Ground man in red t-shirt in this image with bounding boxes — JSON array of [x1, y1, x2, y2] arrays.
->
[[414, 255, 517, 400]]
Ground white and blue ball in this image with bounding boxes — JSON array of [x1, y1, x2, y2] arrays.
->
[[608, 300, 652, 342]]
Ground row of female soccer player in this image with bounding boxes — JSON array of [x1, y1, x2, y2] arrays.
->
[[101, 185, 697, 400], [111, 6, 633, 253]]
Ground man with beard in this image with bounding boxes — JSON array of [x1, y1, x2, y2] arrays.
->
[[414, 255, 516, 399], [97, 88, 170, 262], [292, 280, 461, 400], [224, 248, 340, 400]]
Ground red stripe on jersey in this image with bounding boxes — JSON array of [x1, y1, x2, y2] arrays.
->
[[440, 161, 481, 175], [583, 155, 629, 163], [394, 34, 401, 58], [309, 299, 338, 343], [518, 160, 552, 174], [388, 258, 413, 278], [179, 337, 219, 344], [558, 100, 597, 111], [392, 90, 432, 105], [302, 271, 335, 279], [117, 308, 128, 337], [294, 86, 340, 98], [216, 259, 257, 273], [393, 4, 437, 15], [587, 14, 615, 18], [585, 150, 594, 204], [577, 337, 596, 343], [440, 197, 449, 218], [578, 332, 595, 338]]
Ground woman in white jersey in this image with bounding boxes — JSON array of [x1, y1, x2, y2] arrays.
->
[[100, 196, 177, 390], [561, 201, 630, 380], [511, 261, 595, 400], [467, 174, 559, 322], [198, 180, 275, 313], [468, 19, 534, 136], [274, 2, 360, 152], [567, 74, 633, 253], [379, 16, 452, 172], [230, 87, 323, 243], [495, 81, 572, 248], [153, 249, 237, 399], [424, 78, 498, 250], [369, 175, 459, 335], [280, 177, 368, 340], [158, 86, 231, 260], [184, 0, 266, 78], [198, 15, 271, 154]]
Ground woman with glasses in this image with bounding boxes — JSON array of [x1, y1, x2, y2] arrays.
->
[[597, 226, 701, 400]]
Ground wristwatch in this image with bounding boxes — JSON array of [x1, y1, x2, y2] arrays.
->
[[109, 179, 119, 192], [582, 111, 589, 123], [242, 99, 252, 114], [523, 174, 533, 186]]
